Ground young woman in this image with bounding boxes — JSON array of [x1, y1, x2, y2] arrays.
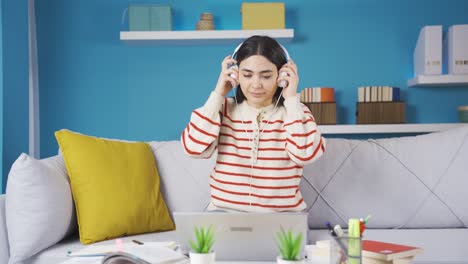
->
[[181, 35, 325, 212]]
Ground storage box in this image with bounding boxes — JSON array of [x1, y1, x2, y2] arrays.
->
[[356, 102, 406, 124], [129, 5, 150, 31], [413, 25, 442, 76], [304, 102, 336, 125], [129, 4, 172, 31], [241, 2, 285, 30], [446, 25, 468, 75]]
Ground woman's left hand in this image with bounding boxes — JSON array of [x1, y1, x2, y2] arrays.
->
[[277, 59, 299, 99]]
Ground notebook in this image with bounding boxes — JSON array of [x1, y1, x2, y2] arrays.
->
[[173, 212, 308, 261]]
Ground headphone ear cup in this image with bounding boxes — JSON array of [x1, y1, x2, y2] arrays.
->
[[278, 71, 288, 88], [229, 64, 238, 79]]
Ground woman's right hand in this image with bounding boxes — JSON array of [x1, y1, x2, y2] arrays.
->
[[214, 55, 239, 96]]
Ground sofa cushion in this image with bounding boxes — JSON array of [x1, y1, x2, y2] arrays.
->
[[5, 154, 75, 264], [0, 195, 10, 264], [148, 141, 215, 213], [55, 129, 175, 244], [301, 126, 468, 229]]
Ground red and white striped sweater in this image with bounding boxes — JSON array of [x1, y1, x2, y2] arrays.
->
[[181, 91, 326, 212]]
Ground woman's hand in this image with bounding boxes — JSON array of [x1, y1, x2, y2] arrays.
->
[[214, 55, 239, 96], [278, 59, 299, 99]]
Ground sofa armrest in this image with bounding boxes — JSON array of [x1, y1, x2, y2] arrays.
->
[[0, 195, 9, 264]]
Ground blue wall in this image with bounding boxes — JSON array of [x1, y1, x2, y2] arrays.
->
[[34, 0, 468, 158], [2, 0, 28, 193]]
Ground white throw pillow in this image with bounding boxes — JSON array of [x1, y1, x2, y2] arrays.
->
[[5, 153, 75, 264]]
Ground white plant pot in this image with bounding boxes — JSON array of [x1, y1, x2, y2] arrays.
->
[[189, 251, 216, 264], [276, 256, 305, 264]]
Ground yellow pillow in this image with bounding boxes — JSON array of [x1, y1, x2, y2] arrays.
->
[[55, 129, 175, 244]]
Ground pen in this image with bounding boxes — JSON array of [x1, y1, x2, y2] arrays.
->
[[67, 250, 109, 257], [364, 214, 372, 225], [333, 224, 344, 237], [326, 221, 347, 260], [132, 240, 144, 245], [326, 221, 336, 236], [359, 214, 371, 236]]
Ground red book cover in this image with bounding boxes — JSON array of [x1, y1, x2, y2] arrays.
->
[[362, 240, 423, 261]]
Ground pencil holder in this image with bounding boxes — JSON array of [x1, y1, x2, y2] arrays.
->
[[329, 233, 362, 264]]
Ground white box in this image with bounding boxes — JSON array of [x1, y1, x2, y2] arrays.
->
[[447, 24, 468, 75], [414, 25, 442, 76]]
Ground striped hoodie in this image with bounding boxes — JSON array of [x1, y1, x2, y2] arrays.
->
[[181, 91, 326, 212]]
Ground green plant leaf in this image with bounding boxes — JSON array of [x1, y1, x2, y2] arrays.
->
[[193, 227, 203, 253], [290, 233, 303, 260], [276, 227, 289, 259], [275, 236, 286, 259], [205, 226, 215, 252], [189, 240, 199, 253], [275, 226, 302, 261], [190, 225, 215, 254], [284, 230, 293, 259]]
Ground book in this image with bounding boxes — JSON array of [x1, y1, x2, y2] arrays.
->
[[363, 255, 416, 264], [300, 87, 335, 103], [62, 241, 186, 264], [362, 240, 423, 262]]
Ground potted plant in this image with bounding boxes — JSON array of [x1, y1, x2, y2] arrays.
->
[[275, 226, 305, 264], [188, 225, 216, 264]]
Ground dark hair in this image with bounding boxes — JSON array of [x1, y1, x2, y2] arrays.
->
[[233, 35, 287, 106]]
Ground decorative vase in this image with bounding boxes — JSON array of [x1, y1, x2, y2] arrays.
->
[[189, 251, 216, 264], [276, 256, 306, 264]]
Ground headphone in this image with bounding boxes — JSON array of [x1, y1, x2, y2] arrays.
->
[[229, 41, 291, 88]]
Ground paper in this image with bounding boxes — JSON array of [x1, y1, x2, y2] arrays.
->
[[68, 241, 177, 257], [60, 257, 102, 264]]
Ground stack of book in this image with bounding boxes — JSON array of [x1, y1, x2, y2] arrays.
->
[[357, 86, 400, 102], [305, 240, 331, 263], [356, 86, 405, 124], [362, 240, 423, 264], [300, 87, 335, 103], [300, 87, 336, 125]]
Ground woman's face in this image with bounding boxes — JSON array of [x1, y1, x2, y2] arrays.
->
[[238, 55, 279, 109]]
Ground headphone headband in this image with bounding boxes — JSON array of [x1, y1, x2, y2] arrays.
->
[[231, 41, 290, 61]]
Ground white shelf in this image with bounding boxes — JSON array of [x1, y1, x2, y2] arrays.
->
[[318, 123, 467, 134], [120, 29, 294, 45], [407, 75, 468, 87]]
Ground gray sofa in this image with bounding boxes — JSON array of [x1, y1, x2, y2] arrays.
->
[[1, 126, 468, 264]]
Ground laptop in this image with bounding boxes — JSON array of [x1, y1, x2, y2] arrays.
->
[[173, 212, 308, 261]]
